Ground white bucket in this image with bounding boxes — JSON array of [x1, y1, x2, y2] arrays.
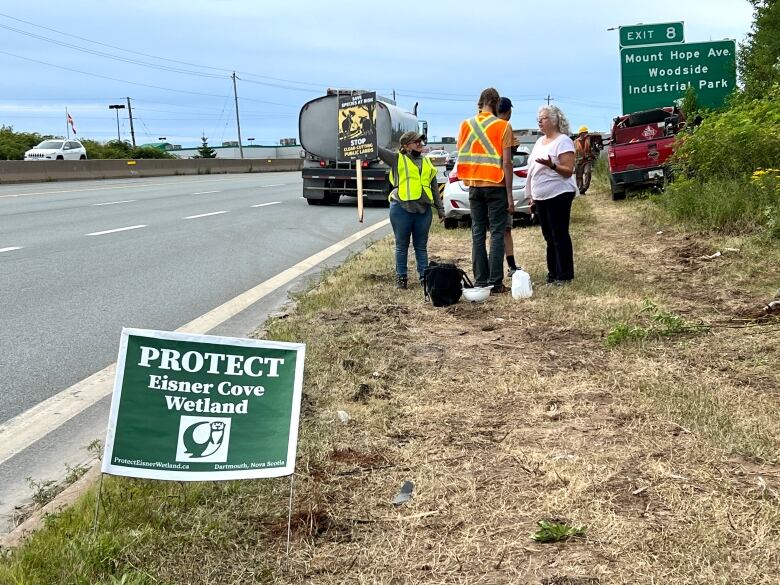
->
[[511, 269, 533, 299]]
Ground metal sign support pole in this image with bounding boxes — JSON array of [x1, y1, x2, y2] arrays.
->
[[92, 472, 105, 535], [285, 473, 295, 558]]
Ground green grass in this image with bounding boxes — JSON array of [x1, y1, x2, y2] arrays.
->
[[653, 176, 780, 238], [606, 300, 710, 347]]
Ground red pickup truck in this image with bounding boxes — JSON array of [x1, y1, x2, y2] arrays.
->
[[607, 107, 684, 200]]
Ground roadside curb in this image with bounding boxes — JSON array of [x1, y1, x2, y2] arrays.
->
[[0, 461, 101, 550]]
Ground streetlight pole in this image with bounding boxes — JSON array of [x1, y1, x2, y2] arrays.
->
[[109, 104, 125, 142]]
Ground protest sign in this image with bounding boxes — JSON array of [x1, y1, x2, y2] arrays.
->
[[102, 328, 305, 481]]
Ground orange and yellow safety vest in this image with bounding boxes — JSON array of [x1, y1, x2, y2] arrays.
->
[[456, 112, 508, 183]]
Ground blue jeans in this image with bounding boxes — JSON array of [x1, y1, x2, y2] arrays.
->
[[389, 201, 432, 281], [469, 186, 507, 287]]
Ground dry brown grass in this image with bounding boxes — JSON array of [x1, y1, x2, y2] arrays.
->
[[259, 188, 780, 584]]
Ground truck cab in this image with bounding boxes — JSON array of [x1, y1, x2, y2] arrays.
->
[[607, 107, 684, 200]]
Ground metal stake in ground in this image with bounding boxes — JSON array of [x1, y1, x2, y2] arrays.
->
[[285, 473, 296, 569], [91, 472, 104, 535]]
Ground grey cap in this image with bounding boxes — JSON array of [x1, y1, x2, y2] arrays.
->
[[399, 131, 423, 146]]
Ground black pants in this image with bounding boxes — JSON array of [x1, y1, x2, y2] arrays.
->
[[534, 191, 575, 282]]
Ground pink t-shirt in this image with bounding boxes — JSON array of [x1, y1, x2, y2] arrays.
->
[[527, 134, 577, 200]]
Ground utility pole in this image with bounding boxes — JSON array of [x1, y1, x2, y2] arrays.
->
[[545, 94, 554, 105], [231, 72, 244, 159], [126, 97, 136, 147]]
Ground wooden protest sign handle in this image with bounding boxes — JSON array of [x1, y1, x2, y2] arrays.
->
[[356, 161, 364, 223]]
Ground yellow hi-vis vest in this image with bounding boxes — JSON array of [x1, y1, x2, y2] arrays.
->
[[390, 153, 437, 202]]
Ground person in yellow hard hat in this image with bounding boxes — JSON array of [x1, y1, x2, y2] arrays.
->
[[574, 126, 595, 195]]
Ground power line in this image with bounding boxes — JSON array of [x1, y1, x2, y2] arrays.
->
[[0, 22, 226, 79], [0, 49, 295, 108]]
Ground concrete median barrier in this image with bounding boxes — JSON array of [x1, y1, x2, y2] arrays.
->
[[0, 158, 303, 185]]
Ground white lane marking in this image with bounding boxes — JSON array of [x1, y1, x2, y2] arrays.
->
[[251, 201, 282, 208], [261, 184, 284, 188], [185, 210, 229, 219], [0, 218, 391, 467], [91, 199, 136, 206], [0, 246, 23, 253], [86, 225, 147, 236], [0, 176, 289, 199], [192, 191, 220, 195]]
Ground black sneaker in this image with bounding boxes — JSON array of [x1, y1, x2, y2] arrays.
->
[[395, 276, 408, 290], [490, 284, 509, 295]]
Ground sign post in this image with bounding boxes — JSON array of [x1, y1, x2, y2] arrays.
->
[[620, 39, 736, 113], [102, 328, 305, 481], [337, 91, 377, 223]]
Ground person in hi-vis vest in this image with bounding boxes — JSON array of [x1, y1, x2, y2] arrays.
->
[[378, 131, 444, 289], [456, 88, 514, 294]]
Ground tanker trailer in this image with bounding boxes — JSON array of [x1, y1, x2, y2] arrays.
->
[[299, 89, 425, 205]]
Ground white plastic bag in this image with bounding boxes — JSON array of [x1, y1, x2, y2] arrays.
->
[[511, 269, 533, 299]]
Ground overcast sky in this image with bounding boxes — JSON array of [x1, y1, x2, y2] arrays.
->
[[0, 0, 754, 147]]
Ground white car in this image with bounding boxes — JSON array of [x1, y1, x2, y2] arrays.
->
[[442, 149, 533, 229], [24, 139, 88, 161], [425, 149, 449, 166]]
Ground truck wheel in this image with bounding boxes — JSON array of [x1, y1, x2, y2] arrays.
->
[[611, 184, 626, 201], [323, 192, 340, 205], [306, 198, 323, 206], [443, 218, 458, 230]]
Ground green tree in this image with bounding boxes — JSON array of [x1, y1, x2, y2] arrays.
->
[[738, 0, 780, 99], [0, 126, 47, 160], [679, 86, 700, 121], [194, 135, 217, 158]]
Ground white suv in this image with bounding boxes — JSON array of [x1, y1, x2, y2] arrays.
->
[[24, 139, 88, 161]]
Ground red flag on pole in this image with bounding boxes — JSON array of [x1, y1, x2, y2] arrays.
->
[[67, 112, 77, 135]]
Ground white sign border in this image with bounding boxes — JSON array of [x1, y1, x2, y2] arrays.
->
[[102, 327, 306, 481]]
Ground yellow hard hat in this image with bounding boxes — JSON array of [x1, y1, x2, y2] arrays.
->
[[578, 126, 589, 134]]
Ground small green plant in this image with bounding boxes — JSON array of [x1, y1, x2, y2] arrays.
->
[[531, 520, 586, 543], [606, 300, 709, 347], [88, 438, 103, 460], [26, 477, 60, 507], [64, 463, 89, 485]]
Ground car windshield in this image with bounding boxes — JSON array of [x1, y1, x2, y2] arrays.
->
[[38, 141, 64, 149]]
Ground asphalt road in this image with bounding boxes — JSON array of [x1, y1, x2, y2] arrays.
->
[[0, 172, 391, 532]]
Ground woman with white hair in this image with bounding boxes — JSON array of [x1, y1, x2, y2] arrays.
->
[[526, 105, 578, 285]]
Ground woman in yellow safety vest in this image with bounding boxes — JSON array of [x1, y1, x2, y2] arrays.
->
[[378, 131, 444, 289]]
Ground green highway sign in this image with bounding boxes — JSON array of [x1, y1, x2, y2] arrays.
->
[[620, 22, 684, 48], [621, 40, 737, 113], [103, 329, 305, 481]]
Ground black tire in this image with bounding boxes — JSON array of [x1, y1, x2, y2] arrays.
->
[[323, 192, 340, 205], [611, 184, 627, 201], [306, 198, 323, 206], [79, 155, 86, 160], [443, 217, 458, 230], [56, 156, 64, 160]]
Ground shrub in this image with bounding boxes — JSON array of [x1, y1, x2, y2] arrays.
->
[[671, 86, 780, 180], [657, 174, 780, 236]]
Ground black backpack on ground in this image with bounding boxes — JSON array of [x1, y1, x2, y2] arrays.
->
[[423, 262, 473, 307]]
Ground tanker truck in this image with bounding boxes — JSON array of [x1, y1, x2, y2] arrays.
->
[[299, 89, 426, 205]]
